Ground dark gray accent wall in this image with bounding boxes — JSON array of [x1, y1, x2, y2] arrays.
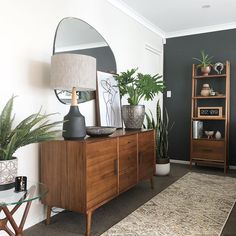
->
[[164, 29, 236, 165], [70, 46, 117, 73]]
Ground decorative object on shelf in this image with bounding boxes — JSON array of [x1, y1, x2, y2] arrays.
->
[[192, 121, 203, 139], [86, 126, 116, 137], [198, 106, 223, 118], [144, 100, 174, 176], [114, 68, 164, 129], [193, 50, 213, 76], [200, 83, 211, 96], [205, 130, 214, 139], [215, 130, 222, 140], [0, 96, 61, 190], [51, 54, 96, 140], [214, 62, 224, 74], [97, 71, 122, 128], [210, 90, 216, 96]]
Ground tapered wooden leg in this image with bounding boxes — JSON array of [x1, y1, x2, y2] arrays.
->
[[46, 206, 52, 225], [190, 160, 192, 170], [0, 186, 36, 236], [86, 211, 93, 236], [224, 164, 227, 174], [150, 177, 154, 189]]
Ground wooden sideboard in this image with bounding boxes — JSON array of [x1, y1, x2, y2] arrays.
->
[[40, 129, 155, 236]]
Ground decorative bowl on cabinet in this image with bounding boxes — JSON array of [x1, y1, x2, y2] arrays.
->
[[86, 126, 116, 137]]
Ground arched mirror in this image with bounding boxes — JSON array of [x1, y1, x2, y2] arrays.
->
[[53, 17, 117, 104]]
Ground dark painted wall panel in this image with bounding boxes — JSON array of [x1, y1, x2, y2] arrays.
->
[[164, 29, 236, 165], [71, 46, 116, 73]]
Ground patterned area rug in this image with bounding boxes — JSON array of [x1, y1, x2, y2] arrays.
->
[[102, 172, 236, 236]]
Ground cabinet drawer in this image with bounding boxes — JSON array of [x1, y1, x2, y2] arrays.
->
[[119, 135, 137, 173], [119, 167, 137, 192], [192, 140, 225, 161]]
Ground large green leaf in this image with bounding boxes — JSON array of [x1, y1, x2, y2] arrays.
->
[[114, 68, 164, 105]]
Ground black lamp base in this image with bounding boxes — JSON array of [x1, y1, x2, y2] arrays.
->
[[62, 106, 86, 140]]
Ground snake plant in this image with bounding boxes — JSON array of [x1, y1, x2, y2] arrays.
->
[[144, 100, 174, 161]]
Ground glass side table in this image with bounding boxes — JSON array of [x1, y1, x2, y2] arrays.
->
[[0, 182, 48, 236]]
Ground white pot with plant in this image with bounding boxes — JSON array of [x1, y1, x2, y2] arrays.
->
[[193, 50, 213, 76], [145, 101, 174, 176], [0, 96, 61, 190], [114, 68, 164, 129]]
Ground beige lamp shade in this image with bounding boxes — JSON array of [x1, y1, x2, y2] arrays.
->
[[50, 54, 97, 91]]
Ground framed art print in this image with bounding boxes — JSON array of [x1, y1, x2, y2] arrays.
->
[[97, 71, 122, 128]]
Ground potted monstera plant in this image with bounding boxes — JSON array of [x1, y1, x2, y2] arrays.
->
[[114, 68, 164, 129], [145, 101, 174, 175], [0, 96, 61, 190]]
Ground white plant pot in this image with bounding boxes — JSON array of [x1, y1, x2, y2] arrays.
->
[[156, 162, 170, 176], [0, 157, 18, 190]]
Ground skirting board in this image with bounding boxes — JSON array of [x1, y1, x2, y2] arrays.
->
[[170, 159, 236, 170]]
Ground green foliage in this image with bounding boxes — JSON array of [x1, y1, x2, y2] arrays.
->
[[144, 101, 174, 161], [0, 96, 62, 160], [114, 68, 164, 105], [193, 50, 213, 68]]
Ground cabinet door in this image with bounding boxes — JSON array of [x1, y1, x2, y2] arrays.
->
[[86, 139, 118, 209], [67, 141, 86, 212], [40, 141, 68, 209], [138, 131, 155, 181], [119, 135, 137, 192]]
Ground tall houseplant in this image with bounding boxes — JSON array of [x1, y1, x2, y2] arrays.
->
[[145, 101, 174, 175], [0, 96, 62, 190], [193, 50, 213, 76], [115, 68, 164, 129]]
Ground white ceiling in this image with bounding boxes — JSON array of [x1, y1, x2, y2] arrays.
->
[[109, 0, 236, 38]]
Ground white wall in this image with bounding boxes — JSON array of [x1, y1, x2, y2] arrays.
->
[[0, 0, 164, 232]]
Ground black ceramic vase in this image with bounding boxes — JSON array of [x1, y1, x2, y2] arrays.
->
[[62, 106, 86, 140]]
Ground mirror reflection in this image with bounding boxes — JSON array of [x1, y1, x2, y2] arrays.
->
[[53, 17, 117, 104]]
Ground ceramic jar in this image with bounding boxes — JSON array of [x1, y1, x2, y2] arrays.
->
[[215, 131, 222, 139], [200, 84, 211, 96]]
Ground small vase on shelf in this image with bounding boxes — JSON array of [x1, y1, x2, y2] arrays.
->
[[215, 131, 222, 140], [200, 84, 211, 96]]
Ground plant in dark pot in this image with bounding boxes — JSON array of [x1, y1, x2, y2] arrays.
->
[[193, 50, 213, 76], [114, 68, 164, 129], [145, 101, 174, 175], [0, 96, 61, 190]]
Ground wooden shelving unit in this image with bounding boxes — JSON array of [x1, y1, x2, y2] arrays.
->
[[190, 61, 230, 173]]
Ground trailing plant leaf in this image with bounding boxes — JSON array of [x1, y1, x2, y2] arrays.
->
[[0, 97, 62, 160]]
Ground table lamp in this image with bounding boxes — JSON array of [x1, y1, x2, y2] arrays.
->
[[51, 53, 96, 139]]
